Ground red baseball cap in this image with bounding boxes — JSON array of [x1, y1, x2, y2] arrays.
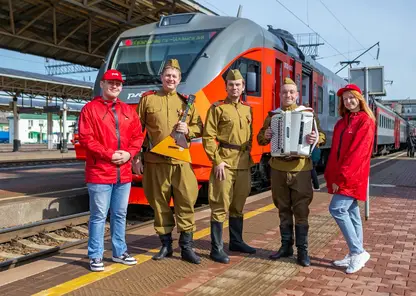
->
[[101, 69, 124, 82], [337, 84, 361, 97]]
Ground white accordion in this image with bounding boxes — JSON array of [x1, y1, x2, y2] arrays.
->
[[270, 106, 319, 157]]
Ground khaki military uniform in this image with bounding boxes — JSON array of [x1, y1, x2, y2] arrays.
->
[[257, 103, 326, 226], [202, 98, 253, 222], [137, 89, 203, 235]]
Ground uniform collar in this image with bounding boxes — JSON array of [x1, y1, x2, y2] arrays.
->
[[282, 103, 298, 111], [224, 97, 240, 106], [159, 88, 177, 97]]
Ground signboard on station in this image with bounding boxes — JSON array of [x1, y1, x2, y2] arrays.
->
[[349, 66, 385, 96]]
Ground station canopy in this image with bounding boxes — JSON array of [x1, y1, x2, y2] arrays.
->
[[0, 0, 218, 69], [0, 67, 93, 115]]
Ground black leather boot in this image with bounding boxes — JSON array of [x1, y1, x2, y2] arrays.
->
[[210, 221, 230, 264], [179, 232, 201, 264], [152, 233, 173, 260], [229, 217, 256, 254], [295, 224, 311, 267], [269, 225, 294, 260]]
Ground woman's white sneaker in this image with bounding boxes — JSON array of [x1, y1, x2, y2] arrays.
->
[[332, 254, 351, 267], [112, 252, 137, 265], [346, 251, 370, 274]]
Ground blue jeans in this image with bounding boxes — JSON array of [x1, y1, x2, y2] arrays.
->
[[329, 194, 364, 255], [87, 182, 131, 259]]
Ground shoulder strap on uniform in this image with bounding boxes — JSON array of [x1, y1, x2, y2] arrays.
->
[[177, 92, 189, 103], [141, 90, 157, 98], [240, 100, 251, 106], [268, 108, 282, 117], [212, 100, 225, 107]]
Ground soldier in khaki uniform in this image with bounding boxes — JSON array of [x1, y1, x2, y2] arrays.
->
[[202, 69, 256, 264], [257, 77, 326, 267], [135, 59, 203, 264]]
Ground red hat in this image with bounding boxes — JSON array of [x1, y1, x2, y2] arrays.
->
[[337, 84, 361, 97], [101, 69, 124, 82]]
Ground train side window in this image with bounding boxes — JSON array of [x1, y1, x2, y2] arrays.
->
[[329, 91, 336, 116], [318, 86, 323, 114], [222, 58, 262, 97]]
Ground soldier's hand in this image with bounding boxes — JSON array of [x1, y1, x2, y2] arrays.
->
[[306, 130, 317, 144], [215, 162, 231, 181], [176, 122, 189, 134], [132, 158, 144, 175], [265, 127, 273, 140]]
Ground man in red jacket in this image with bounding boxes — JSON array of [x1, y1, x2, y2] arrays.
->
[[78, 69, 144, 272]]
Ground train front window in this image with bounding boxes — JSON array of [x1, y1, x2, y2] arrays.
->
[[111, 30, 219, 85]]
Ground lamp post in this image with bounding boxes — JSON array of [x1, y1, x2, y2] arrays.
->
[[39, 120, 44, 144]]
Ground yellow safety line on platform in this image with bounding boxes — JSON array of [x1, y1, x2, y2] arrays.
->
[[32, 203, 276, 296]]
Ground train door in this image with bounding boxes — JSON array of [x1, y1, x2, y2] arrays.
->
[[301, 65, 312, 107], [294, 61, 302, 105], [273, 59, 282, 110], [310, 71, 318, 111], [394, 118, 400, 149], [310, 71, 324, 114]]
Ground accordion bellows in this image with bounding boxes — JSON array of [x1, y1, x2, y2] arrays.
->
[[270, 106, 319, 157]]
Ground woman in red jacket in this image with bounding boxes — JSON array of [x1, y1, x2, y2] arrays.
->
[[324, 84, 376, 274]]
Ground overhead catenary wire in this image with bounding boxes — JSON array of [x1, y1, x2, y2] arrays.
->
[[273, 0, 349, 61], [316, 48, 366, 60], [317, 0, 380, 65]]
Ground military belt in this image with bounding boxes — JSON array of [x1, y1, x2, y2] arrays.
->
[[219, 142, 250, 152], [275, 156, 306, 161]]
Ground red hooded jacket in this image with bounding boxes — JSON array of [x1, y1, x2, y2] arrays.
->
[[324, 111, 375, 201], [78, 96, 144, 184]]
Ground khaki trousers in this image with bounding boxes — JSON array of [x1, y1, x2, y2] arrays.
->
[[143, 162, 198, 235], [271, 169, 313, 226], [208, 168, 251, 222]]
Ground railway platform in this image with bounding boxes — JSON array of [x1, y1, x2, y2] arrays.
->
[[0, 150, 76, 163], [0, 152, 415, 296], [0, 160, 86, 228]]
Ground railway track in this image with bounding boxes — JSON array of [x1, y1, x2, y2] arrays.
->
[[0, 209, 155, 270]]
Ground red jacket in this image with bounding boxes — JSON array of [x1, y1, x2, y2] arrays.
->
[[78, 96, 144, 184], [324, 111, 375, 201]]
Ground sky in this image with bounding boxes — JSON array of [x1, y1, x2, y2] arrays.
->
[[0, 0, 414, 100]]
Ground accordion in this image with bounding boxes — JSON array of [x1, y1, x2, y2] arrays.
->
[[270, 106, 319, 157]]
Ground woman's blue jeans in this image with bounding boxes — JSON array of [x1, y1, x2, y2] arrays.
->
[[87, 182, 131, 259], [329, 194, 364, 255]]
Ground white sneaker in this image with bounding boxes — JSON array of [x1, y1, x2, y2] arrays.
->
[[112, 252, 137, 266], [332, 254, 351, 267], [346, 251, 370, 274], [89, 258, 104, 272]]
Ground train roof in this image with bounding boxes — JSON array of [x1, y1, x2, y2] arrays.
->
[[118, 13, 303, 64], [375, 99, 408, 121], [116, 13, 347, 91], [117, 13, 348, 80]]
